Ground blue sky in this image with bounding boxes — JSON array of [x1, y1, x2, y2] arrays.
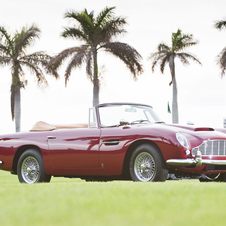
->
[[0, 0, 226, 133]]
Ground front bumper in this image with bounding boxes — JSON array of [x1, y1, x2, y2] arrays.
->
[[166, 151, 226, 167]]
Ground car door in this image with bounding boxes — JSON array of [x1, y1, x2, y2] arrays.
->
[[99, 126, 134, 175], [47, 128, 101, 169]]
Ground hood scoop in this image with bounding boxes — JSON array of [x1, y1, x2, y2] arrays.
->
[[194, 127, 214, 131]]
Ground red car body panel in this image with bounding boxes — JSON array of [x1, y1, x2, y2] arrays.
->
[[1, 103, 226, 179]]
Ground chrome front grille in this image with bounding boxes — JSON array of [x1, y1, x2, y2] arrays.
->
[[192, 140, 226, 156]]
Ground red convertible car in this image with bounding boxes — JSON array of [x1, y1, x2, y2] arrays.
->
[[1, 102, 226, 184]]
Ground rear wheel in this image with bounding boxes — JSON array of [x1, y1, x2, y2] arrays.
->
[[129, 144, 168, 182], [17, 149, 51, 184]]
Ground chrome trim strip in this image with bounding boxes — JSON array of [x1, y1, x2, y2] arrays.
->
[[89, 107, 98, 128], [167, 158, 226, 167], [202, 159, 226, 165], [166, 151, 226, 167], [166, 158, 197, 166]]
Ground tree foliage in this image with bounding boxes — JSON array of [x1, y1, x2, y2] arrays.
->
[[215, 18, 226, 76], [149, 29, 201, 123], [49, 6, 143, 106], [0, 25, 58, 131]]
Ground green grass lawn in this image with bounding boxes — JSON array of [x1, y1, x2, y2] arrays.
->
[[0, 170, 226, 226]]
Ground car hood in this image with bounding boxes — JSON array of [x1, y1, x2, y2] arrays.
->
[[161, 123, 226, 148], [132, 123, 226, 149]]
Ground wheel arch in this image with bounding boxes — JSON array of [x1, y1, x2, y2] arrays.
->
[[122, 139, 166, 177], [12, 145, 42, 174]]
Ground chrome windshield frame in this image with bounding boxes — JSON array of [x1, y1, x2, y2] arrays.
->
[[96, 103, 161, 128]]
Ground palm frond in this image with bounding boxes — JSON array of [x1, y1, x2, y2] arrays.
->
[[20, 60, 48, 86], [49, 45, 88, 70], [0, 44, 9, 54], [97, 18, 127, 44], [177, 41, 198, 52], [95, 6, 116, 28], [0, 56, 12, 65], [0, 26, 13, 56], [14, 24, 40, 57], [65, 51, 87, 86], [214, 19, 226, 30], [171, 29, 198, 52], [175, 53, 189, 65], [159, 55, 169, 73], [61, 27, 87, 42], [101, 42, 143, 78], [149, 51, 170, 73], [84, 9, 94, 21], [64, 11, 94, 39], [217, 47, 226, 76], [21, 51, 59, 80], [176, 52, 202, 65], [157, 43, 171, 52]]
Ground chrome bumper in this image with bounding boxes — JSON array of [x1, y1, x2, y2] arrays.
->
[[166, 151, 226, 167]]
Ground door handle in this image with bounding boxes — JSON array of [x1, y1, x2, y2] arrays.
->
[[102, 140, 120, 145], [47, 136, 56, 139]]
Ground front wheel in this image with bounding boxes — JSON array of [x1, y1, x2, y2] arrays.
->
[[216, 173, 226, 182], [199, 173, 226, 182], [129, 144, 168, 182], [199, 173, 220, 182], [17, 149, 51, 184]]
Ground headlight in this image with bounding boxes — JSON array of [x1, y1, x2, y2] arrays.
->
[[176, 133, 189, 148]]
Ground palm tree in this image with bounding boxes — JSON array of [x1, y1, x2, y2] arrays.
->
[[49, 6, 143, 106], [214, 18, 226, 76], [149, 29, 201, 124], [0, 24, 58, 132]]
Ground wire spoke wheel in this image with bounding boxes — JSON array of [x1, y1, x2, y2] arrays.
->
[[129, 144, 168, 182], [134, 152, 156, 181], [17, 149, 51, 184], [21, 156, 40, 183]]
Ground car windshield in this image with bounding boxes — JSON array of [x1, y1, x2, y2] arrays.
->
[[98, 104, 162, 127]]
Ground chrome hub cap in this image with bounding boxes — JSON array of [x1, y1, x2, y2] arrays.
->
[[21, 156, 40, 183], [134, 152, 156, 181]]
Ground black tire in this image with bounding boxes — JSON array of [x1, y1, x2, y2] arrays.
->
[[129, 144, 168, 182], [17, 149, 51, 184], [214, 173, 226, 182]]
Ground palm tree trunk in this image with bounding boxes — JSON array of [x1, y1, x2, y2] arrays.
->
[[169, 56, 179, 124], [92, 49, 99, 106], [93, 77, 99, 106], [14, 84, 21, 132], [12, 65, 21, 132]]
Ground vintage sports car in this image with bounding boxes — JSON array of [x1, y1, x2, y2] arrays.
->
[[1, 102, 226, 184]]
